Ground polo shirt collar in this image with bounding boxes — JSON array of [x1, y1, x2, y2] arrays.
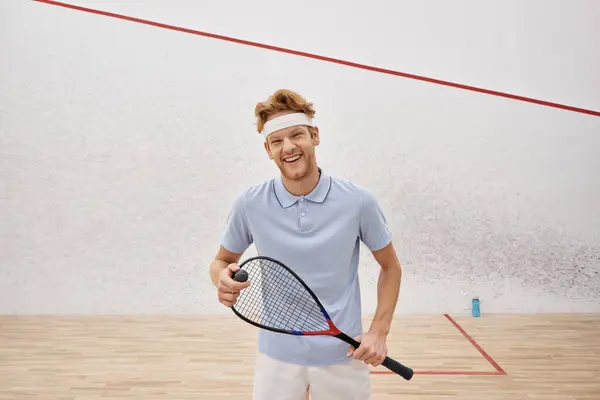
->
[[273, 168, 332, 208]]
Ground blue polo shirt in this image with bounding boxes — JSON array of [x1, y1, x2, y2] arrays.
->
[[221, 169, 393, 366]]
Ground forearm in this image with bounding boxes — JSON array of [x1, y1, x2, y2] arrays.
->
[[369, 261, 402, 335]]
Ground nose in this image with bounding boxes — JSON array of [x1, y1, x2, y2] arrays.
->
[[282, 137, 296, 154]]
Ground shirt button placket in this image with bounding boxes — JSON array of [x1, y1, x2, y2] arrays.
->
[[298, 197, 306, 230]]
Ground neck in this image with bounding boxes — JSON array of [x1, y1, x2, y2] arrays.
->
[[281, 165, 321, 196]]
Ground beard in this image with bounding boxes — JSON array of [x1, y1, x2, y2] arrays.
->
[[278, 152, 313, 180]]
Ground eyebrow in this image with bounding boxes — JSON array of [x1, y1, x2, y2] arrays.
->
[[270, 129, 305, 141]]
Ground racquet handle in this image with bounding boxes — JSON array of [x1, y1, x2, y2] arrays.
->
[[337, 333, 414, 381], [381, 355, 414, 381]]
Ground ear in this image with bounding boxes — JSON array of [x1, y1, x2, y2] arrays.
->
[[263, 140, 273, 159], [312, 126, 320, 146]]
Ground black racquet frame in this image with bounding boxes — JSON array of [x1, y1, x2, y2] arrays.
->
[[231, 256, 413, 381]]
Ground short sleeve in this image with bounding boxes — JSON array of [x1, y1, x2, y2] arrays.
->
[[359, 188, 392, 251], [220, 190, 253, 254]]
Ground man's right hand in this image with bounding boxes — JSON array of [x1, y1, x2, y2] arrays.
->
[[217, 263, 250, 307]]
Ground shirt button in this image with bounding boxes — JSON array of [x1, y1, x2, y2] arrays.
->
[[300, 212, 306, 216]]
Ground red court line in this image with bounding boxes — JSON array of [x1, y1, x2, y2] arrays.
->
[[371, 313, 506, 376], [443, 313, 506, 375], [372, 370, 504, 376], [33, 0, 600, 118]]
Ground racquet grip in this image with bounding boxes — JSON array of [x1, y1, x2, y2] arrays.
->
[[337, 333, 413, 381], [381, 355, 414, 381]]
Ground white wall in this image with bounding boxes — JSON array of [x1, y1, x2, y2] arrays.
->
[[1, 0, 599, 315]]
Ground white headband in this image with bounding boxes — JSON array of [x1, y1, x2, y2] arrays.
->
[[261, 113, 314, 139]]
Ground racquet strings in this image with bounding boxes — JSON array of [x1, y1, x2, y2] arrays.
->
[[233, 258, 330, 333]]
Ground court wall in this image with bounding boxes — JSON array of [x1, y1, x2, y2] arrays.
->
[[1, 0, 599, 314]]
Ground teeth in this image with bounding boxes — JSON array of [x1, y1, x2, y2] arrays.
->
[[284, 155, 301, 162]]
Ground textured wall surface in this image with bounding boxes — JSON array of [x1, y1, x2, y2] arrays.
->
[[1, 0, 599, 315]]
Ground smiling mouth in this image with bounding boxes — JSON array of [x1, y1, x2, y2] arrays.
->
[[283, 154, 302, 163]]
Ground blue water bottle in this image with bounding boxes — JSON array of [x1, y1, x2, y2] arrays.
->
[[472, 297, 480, 317]]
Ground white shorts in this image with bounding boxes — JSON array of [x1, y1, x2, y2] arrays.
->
[[252, 351, 371, 400]]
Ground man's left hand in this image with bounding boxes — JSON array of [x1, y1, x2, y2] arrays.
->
[[346, 331, 388, 367]]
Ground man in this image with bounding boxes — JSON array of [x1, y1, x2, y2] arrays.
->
[[209, 89, 402, 399]]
